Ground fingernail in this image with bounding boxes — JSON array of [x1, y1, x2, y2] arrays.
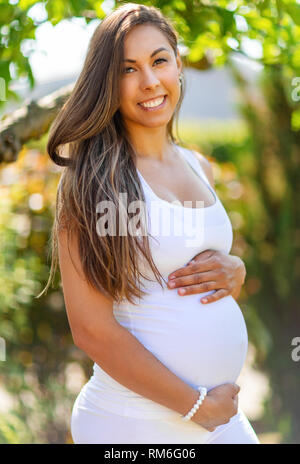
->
[[202, 298, 208, 303], [178, 288, 186, 295], [169, 275, 176, 280]]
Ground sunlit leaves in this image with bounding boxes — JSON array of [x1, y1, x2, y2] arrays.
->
[[0, 3, 15, 24], [263, 40, 283, 64], [0, 0, 108, 107], [93, 2, 107, 19], [284, 1, 300, 26], [0, 412, 31, 444], [291, 107, 300, 130], [1, 0, 300, 108], [45, 0, 71, 25], [216, 6, 236, 35], [171, 0, 186, 12]]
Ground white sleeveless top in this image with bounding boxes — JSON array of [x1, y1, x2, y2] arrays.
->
[[86, 145, 248, 419]]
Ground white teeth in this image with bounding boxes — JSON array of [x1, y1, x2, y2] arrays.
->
[[140, 96, 165, 108]]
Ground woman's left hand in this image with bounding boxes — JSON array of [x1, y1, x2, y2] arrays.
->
[[167, 250, 246, 304]]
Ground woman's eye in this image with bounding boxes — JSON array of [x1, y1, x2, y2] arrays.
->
[[154, 58, 167, 65], [123, 58, 167, 74], [155, 58, 167, 66]]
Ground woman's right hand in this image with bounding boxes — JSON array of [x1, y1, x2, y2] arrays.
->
[[191, 383, 240, 432]]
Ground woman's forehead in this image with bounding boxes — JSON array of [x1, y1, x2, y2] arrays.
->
[[123, 24, 170, 55]]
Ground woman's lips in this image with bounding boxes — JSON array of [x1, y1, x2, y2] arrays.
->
[[138, 95, 167, 112]]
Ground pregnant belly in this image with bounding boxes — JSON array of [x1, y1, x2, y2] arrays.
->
[[113, 290, 248, 391]]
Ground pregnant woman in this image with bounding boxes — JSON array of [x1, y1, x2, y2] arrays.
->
[[43, 3, 259, 444]]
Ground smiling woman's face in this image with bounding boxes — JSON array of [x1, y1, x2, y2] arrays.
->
[[119, 24, 182, 130]]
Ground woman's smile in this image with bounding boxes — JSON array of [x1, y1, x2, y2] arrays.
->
[[138, 95, 167, 111]]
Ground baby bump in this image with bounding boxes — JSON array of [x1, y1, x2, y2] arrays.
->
[[114, 292, 248, 391]]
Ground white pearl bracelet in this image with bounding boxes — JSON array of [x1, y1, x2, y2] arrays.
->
[[181, 386, 207, 422]]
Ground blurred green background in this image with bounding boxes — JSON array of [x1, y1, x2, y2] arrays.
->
[[0, 0, 299, 444]]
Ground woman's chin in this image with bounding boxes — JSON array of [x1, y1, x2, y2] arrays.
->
[[137, 114, 173, 128]]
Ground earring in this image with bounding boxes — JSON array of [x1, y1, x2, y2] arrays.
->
[[179, 73, 183, 86]]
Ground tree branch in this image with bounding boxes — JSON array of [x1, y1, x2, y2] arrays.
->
[[0, 82, 75, 163]]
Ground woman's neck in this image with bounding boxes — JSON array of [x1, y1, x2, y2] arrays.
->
[[126, 124, 172, 162]]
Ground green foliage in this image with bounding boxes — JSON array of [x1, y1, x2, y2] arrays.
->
[[0, 149, 93, 443], [0, 0, 107, 106], [1, 0, 300, 108], [0, 411, 31, 444]]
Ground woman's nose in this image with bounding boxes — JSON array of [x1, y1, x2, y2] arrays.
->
[[140, 70, 160, 90]]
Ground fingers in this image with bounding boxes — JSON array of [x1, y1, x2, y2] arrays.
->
[[168, 259, 217, 280], [200, 288, 230, 304], [206, 427, 216, 432], [188, 250, 216, 267], [167, 270, 217, 286], [233, 395, 239, 409], [175, 282, 218, 296], [234, 383, 240, 393], [167, 270, 219, 295], [232, 383, 240, 397]]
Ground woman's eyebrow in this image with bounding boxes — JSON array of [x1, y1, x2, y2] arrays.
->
[[123, 47, 170, 63]]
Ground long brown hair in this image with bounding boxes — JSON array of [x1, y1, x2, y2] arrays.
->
[[37, 2, 186, 305]]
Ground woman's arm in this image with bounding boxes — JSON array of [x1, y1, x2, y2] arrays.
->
[[58, 228, 201, 417], [58, 228, 239, 431]]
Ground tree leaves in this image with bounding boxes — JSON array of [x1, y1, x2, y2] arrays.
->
[[1, 0, 300, 109], [285, 1, 300, 26]]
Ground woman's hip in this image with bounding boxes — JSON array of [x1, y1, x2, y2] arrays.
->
[[70, 387, 210, 444]]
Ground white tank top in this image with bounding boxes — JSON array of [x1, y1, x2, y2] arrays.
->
[[134, 144, 233, 286], [87, 145, 248, 419]]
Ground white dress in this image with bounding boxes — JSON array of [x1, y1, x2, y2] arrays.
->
[[70, 145, 259, 444]]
